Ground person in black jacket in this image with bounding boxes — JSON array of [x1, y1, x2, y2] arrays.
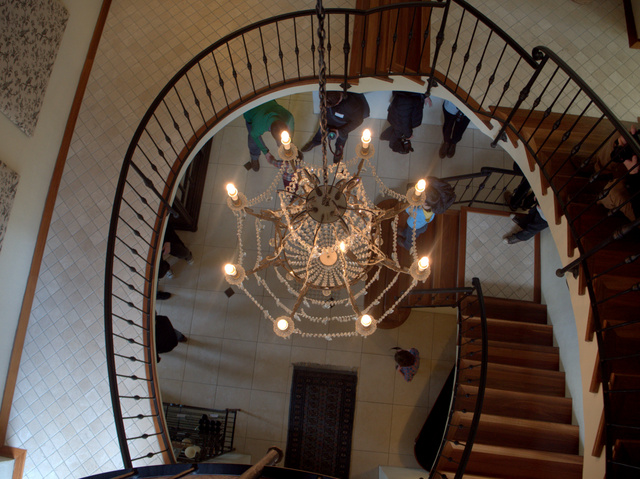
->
[[155, 314, 187, 362], [301, 91, 370, 163], [380, 91, 428, 154]]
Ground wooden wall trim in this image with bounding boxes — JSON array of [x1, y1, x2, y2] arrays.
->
[[0, 446, 26, 479], [0, 0, 113, 445]]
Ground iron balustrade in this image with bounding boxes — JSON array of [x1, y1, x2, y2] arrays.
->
[[404, 278, 488, 479], [442, 166, 524, 208], [105, 0, 640, 475]]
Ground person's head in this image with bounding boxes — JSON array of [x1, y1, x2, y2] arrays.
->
[[394, 348, 415, 367], [270, 120, 290, 145], [326, 91, 345, 108]]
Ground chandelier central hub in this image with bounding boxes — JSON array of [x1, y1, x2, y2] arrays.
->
[[306, 185, 348, 224]]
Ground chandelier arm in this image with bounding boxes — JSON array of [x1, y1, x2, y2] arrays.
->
[[380, 258, 410, 275], [340, 256, 361, 318], [362, 271, 402, 316], [372, 201, 411, 224], [244, 256, 285, 276], [243, 207, 281, 223], [377, 278, 419, 323], [289, 282, 310, 321]]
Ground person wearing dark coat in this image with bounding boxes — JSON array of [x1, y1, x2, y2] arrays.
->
[[302, 91, 370, 163], [155, 315, 187, 362], [159, 222, 193, 279], [380, 92, 426, 154]]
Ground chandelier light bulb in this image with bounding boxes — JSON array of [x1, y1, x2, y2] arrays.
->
[[418, 256, 430, 271], [339, 241, 347, 252], [276, 318, 290, 331], [360, 314, 373, 327], [361, 129, 371, 150], [415, 179, 427, 196], [226, 183, 239, 201], [281, 130, 291, 150], [224, 263, 237, 276]]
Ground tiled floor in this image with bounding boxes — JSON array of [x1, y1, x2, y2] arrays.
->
[[6, 0, 640, 478], [464, 211, 536, 302]]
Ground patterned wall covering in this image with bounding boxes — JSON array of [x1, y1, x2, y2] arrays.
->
[[0, 160, 19, 254], [0, 0, 69, 136]]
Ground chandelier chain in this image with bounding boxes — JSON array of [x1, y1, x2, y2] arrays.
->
[[316, 0, 329, 185]]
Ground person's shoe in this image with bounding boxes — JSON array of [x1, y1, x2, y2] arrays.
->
[[333, 144, 344, 164], [510, 213, 523, 228], [251, 159, 260, 171], [178, 335, 188, 343], [439, 142, 449, 159], [503, 234, 522, 245], [165, 269, 174, 279], [186, 253, 195, 266], [301, 140, 320, 152], [447, 142, 457, 158], [156, 291, 172, 301]]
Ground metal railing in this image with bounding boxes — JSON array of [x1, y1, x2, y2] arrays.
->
[[104, 0, 640, 474], [406, 278, 488, 479], [442, 166, 524, 208]]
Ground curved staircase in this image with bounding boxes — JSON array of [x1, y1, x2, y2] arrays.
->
[[425, 297, 583, 479]]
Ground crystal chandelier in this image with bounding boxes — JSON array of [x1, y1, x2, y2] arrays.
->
[[223, 1, 432, 339]]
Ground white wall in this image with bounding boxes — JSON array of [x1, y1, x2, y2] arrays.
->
[[0, 0, 103, 409]]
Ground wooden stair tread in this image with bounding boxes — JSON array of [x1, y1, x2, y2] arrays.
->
[[462, 296, 548, 324], [453, 411, 579, 455], [462, 340, 559, 371], [459, 385, 573, 424], [460, 359, 566, 397], [440, 442, 583, 479], [463, 317, 554, 346]]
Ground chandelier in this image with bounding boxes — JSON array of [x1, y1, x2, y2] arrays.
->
[[222, 1, 432, 339]]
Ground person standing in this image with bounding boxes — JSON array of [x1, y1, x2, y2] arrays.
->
[[159, 222, 194, 279], [244, 100, 294, 171], [439, 100, 470, 159], [392, 347, 420, 382], [155, 314, 187, 362], [380, 91, 429, 155], [301, 91, 370, 163]]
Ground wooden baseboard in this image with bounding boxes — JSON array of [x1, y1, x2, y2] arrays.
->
[[0, 0, 113, 444], [0, 446, 26, 479]]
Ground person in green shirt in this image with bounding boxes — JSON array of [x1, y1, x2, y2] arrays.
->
[[243, 100, 294, 171]]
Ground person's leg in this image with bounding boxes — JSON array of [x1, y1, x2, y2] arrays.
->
[[170, 239, 193, 264], [301, 128, 322, 152], [333, 130, 348, 163], [511, 207, 548, 242], [159, 259, 171, 278], [440, 105, 455, 158], [245, 119, 262, 170], [449, 113, 470, 144], [174, 329, 188, 343], [598, 180, 636, 221], [509, 177, 531, 210]]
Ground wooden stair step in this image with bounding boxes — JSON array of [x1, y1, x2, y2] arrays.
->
[[438, 442, 583, 479], [462, 296, 548, 324], [459, 360, 566, 397], [451, 411, 579, 455], [463, 317, 554, 346], [461, 339, 559, 371], [458, 385, 573, 424]]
